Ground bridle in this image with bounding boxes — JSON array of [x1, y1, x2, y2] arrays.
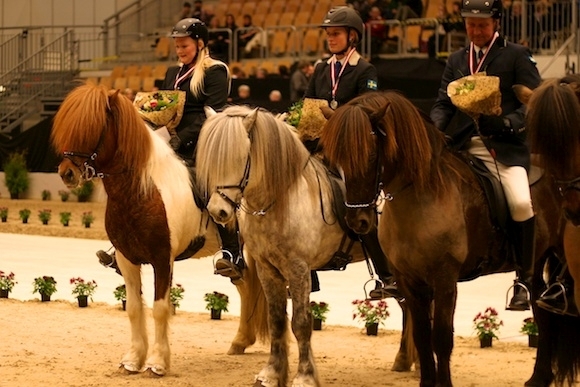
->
[[554, 176, 580, 197], [214, 156, 251, 210], [62, 127, 107, 182]]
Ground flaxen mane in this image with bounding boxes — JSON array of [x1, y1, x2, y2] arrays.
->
[[527, 76, 580, 177]]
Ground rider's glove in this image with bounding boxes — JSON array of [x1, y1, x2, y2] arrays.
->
[[478, 115, 514, 136], [169, 134, 182, 151]]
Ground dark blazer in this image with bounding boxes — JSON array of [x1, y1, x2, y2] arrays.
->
[[304, 53, 378, 107], [430, 36, 541, 170], [162, 63, 229, 160]]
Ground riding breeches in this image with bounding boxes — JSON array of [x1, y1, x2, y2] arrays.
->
[[467, 137, 534, 222]]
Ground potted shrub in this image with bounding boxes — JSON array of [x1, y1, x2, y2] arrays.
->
[[58, 190, 70, 202], [41, 189, 51, 201], [170, 284, 185, 315], [38, 209, 52, 225], [204, 291, 229, 320], [113, 284, 127, 310], [72, 180, 94, 202], [70, 277, 97, 307], [33, 276, 57, 301], [19, 208, 31, 224], [0, 207, 8, 222], [3, 152, 29, 199], [520, 317, 539, 348], [59, 212, 72, 227], [82, 211, 95, 228], [352, 299, 390, 336], [310, 301, 330, 330], [0, 270, 17, 298], [473, 307, 503, 348]]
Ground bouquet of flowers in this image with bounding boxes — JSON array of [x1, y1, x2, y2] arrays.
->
[[447, 72, 502, 118], [286, 98, 329, 143], [133, 90, 186, 134]]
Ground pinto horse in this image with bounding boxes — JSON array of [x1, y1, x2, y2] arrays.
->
[[195, 105, 415, 387], [321, 90, 580, 387], [50, 84, 268, 376], [519, 75, 580, 321]]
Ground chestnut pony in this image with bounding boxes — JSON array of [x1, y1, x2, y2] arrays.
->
[[50, 83, 268, 376], [521, 75, 580, 321], [321, 90, 579, 387], [195, 105, 415, 387]]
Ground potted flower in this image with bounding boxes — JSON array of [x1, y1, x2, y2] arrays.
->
[[473, 307, 503, 348], [204, 291, 229, 320], [58, 190, 70, 202], [113, 284, 127, 310], [0, 270, 17, 298], [170, 284, 185, 315], [59, 211, 72, 227], [41, 189, 51, 201], [310, 301, 330, 330], [82, 211, 94, 228], [0, 207, 8, 222], [3, 151, 29, 199], [520, 317, 539, 348], [19, 208, 31, 224], [38, 209, 52, 225], [70, 277, 97, 307], [352, 299, 390, 336], [33, 276, 57, 301], [72, 180, 94, 202]]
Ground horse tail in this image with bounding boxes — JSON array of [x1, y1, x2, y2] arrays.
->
[[229, 253, 269, 355], [552, 313, 580, 386]]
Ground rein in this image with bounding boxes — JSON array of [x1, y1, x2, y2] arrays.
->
[[554, 176, 580, 196]]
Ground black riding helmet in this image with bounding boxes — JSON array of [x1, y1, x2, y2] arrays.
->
[[171, 18, 209, 45], [320, 7, 364, 42], [461, 0, 502, 19]]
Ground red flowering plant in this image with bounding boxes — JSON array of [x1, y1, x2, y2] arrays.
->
[[352, 299, 390, 327], [70, 277, 98, 299], [473, 307, 503, 340], [310, 301, 330, 322], [0, 270, 17, 292]]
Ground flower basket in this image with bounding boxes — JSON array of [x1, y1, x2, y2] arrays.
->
[[38, 209, 52, 225], [133, 90, 186, 135], [41, 189, 51, 201], [473, 307, 503, 347], [352, 299, 389, 334], [33, 276, 57, 301], [70, 277, 97, 307], [82, 211, 94, 228], [58, 190, 70, 202], [19, 208, 31, 224], [170, 284, 185, 314], [204, 291, 229, 319], [60, 211, 71, 227], [447, 73, 502, 118], [0, 270, 17, 297]]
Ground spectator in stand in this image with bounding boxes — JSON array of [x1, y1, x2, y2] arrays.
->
[[175, 2, 192, 23], [503, 0, 524, 45], [231, 84, 252, 104], [238, 14, 259, 59], [230, 65, 246, 79], [269, 89, 282, 102], [255, 67, 268, 79], [207, 15, 229, 63], [290, 60, 313, 103], [122, 87, 136, 102], [224, 13, 237, 50], [366, 6, 388, 58], [191, 0, 210, 24], [278, 64, 291, 79]]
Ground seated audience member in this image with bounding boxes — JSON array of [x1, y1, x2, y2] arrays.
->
[[175, 2, 192, 23]]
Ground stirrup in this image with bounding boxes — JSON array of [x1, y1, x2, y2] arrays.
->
[[96, 248, 116, 268], [537, 281, 578, 317], [364, 279, 404, 302], [213, 250, 244, 280], [505, 280, 531, 311]]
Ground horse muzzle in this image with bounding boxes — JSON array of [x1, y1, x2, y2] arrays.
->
[[58, 164, 82, 188], [345, 209, 376, 235]]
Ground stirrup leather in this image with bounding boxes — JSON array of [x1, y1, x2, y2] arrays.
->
[[537, 281, 578, 317]]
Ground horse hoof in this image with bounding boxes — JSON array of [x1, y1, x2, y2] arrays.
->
[[118, 363, 140, 374], [143, 366, 166, 377], [227, 343, 247, 355], [254, 375, 276, 387]]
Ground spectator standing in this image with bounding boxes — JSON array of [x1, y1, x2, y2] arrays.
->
[[290, 60, 313, 102], [237, 14, 259, 59], [207, 15, 229, 63], [191, 0, 210, 24], [366, 6, 389, 58]]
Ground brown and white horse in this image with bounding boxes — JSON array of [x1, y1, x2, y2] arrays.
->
[[321, 90, 579, 387], [195, 105, 415, 387], [50, 83, 268, 376]]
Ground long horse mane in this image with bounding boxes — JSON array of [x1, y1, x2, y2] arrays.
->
[[321, 90, 449, 197], [527, 75, 580, 177], [51, 83, 154, 192], [196, 105, 313, 220]]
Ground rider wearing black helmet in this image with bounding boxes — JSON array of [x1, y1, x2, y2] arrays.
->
[[97, 18, 246, 281], [430, 0, 541, 311], [304, 7, 401, 300]]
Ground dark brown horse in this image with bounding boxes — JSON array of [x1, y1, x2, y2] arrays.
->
[[51, 83, 268, 376], [321, 90, 579, 387]]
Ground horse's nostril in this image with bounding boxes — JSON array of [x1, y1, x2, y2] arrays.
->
[[219, 209, 228, 220]]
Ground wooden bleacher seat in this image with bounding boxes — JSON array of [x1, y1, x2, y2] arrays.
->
[[263, 12, 281, 28], [278, 12, 295, 27], [142, 77, 157, 92], [255, 1, 271, 15], [125, 65, 139, 77], [240, 2, 256, 17], [99, 76, 113, 89], [294, 12, 311, 27], [303, 29, 322, 55], [155, 37, 171, 60], [85, 76, 99, 85], [270, 31, 288, 56], [127, 76, 142, 92], [259, 60, 277, 74], [110, 66, 125, 79], [139, 65, 152, 78], [286, 30, 300, 56], [253, 13, 266, 27], [270, 0, 286, 14], [153, 64, 168, 79], [113, 77, 128, 90]]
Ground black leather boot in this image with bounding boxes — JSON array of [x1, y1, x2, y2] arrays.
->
[[359, 229, 402, 300], [215, 223, 245, 280], [507, 216, 535, 311], [96, 248, 122, 276]]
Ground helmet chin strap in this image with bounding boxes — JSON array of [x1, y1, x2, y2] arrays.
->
[[332, 27, 357, 56]]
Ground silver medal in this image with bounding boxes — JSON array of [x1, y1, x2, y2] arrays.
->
[[330, 100, 338, 109]]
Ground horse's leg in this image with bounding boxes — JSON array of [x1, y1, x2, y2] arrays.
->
[[431, 282, 457, 387], [254, 263, 290, 387], [287, 265, 320, 387], [116, 252, 148, 373], [525, 306, 554, 387], [564, 222, 580, 311], [392, 301, 417, 373], [143, 261, 172, 376], [229, 254, 269, 355]]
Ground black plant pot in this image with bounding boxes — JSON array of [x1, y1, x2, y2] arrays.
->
[[211, 309, 222, 320], [313, 318, 323, 331], [77, 295, 88, 308]]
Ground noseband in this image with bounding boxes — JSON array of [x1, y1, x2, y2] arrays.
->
[[215, 156, 251, 210], [62, 126, 107, 182], [554, 176, 580, 197]]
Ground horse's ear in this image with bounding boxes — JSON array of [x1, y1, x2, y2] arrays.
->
[[243, 108, 258, 132], [320, 106, 334, 120], [204, 106, 217, 117], [367, 103, 389, 127], [513, 85, 533, 105]]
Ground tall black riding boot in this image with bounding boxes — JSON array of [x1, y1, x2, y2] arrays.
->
[[359, 229, 402, 300], [97, 248, 122, 276], [215, 223, 245, 280], [507, 216, 535, 311]]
